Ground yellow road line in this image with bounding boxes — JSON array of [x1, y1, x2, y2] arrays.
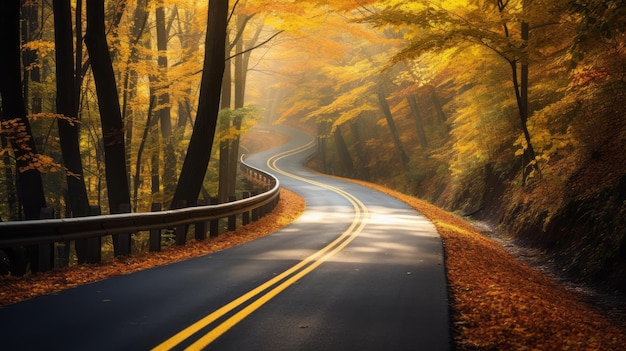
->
[[152, 136, 368, 351]]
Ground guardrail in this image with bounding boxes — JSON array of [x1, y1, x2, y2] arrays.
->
[[0, 156, 280, 274]]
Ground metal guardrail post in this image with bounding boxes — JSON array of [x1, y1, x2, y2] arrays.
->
[[228, 196, 237, 231], [242, 192, 251, 225], [149, 203, 162, 252], [194, 200, 207, 241], [251, 191, 260, 222], [113, 203, 132, 256], [37, 208, 54, 272], [86, 206, 102, 263], [209, 198, 219, 238], [175, 200, 187, 246]]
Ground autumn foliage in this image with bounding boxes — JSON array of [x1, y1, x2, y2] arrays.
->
[[3, 176, 625, 350], [346, 179, 626, 350], [0, 187, 305, 306]]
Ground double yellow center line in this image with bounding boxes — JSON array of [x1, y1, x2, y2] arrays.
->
[[152, 137, 370, 350]]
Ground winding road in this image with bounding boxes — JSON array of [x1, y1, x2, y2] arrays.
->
[[0, 126, 450, 350]]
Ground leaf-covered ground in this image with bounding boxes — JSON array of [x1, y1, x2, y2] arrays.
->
[[348, 179, 626, 350], [0, 188, 304, 306], [2, 173, 625, 350]]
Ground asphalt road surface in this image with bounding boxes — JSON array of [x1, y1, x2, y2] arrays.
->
[[0, 126, 451, 350]]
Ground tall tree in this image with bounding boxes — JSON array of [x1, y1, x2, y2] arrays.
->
[[53, 0, 91, 261], [0, 1, 47, 221], [155, 0, 177, 199], [171, 0, 228, 208], [1, 0, 48, 274], [377, 86, 409, 168], [84, 0, 131, 216], [360, 0, 552, 183], [20, 0, 42, 115], [406, 95, 428, 149]]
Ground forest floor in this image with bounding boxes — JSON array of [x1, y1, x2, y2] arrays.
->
[[2, 130, 625, 349]]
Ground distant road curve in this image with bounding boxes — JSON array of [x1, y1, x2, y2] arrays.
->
[[0, 126, 450, 351]]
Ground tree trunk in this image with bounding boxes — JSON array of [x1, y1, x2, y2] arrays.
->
[[121, 0, 149, 191], [428, 85, 447, 126], [218, 40, 232, 204], [132, 95, 155, 211], [333, 125, 354, 177], [155, 0, 177, 200], [84, 0, 131, 216], [510, 11, 538, 185], [1, 0, 48, 274], [75, 0, 83, 112], [0, 1, 47, 221], [377, 87, 409, 167], [406, 95, 428, 149], [317, 122, 328, 173], [171, 0, 228, 209], [1, 135, 18, 220], [53, 0, 91, 262], [349, 120, 370, 179], [499, 0, 538, 185], [21, 0, 42, 114], [227, 15, 261, 197]]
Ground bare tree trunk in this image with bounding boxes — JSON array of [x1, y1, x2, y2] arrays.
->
[[0, 1, 47, 221], [350, 120, 370, 179], [499, 0, 538, 185], [333, 125, 354, 177], [121, 0, 149, 191], [406, 95, 428, 149], [75, 0, 83, 112], [53, 0, 91, 262], [1, 1, 48, 274], [218, 39, 232, 204], [171, 0, 228, 208], [84, 0, 131, 215], [377, 87, 409, 167], [21, 0, 42, 114], [427, 85, 447, 126], [1, 135, 18, 220], [155, 0, 177, 199]]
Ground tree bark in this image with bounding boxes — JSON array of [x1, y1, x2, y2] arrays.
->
[[349, 120, 370, 179], [21, 0, 42, 114], [155, 0, 177, 199], [1, 135, 18, 220], [84, 0, 131, 216], [75, 0, 83, 111], [1, 0, 48, 274], [121, 0, 149, 191], [333, 125, 354, 177], [428, 85, 447, 126], [218, 34, 232, 204], [0, 1, 47, 221], [406, 95, 428, 149], [377, 87, 409, 167], [53, 0, 91, 261], [171, 0, 228, 209]]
